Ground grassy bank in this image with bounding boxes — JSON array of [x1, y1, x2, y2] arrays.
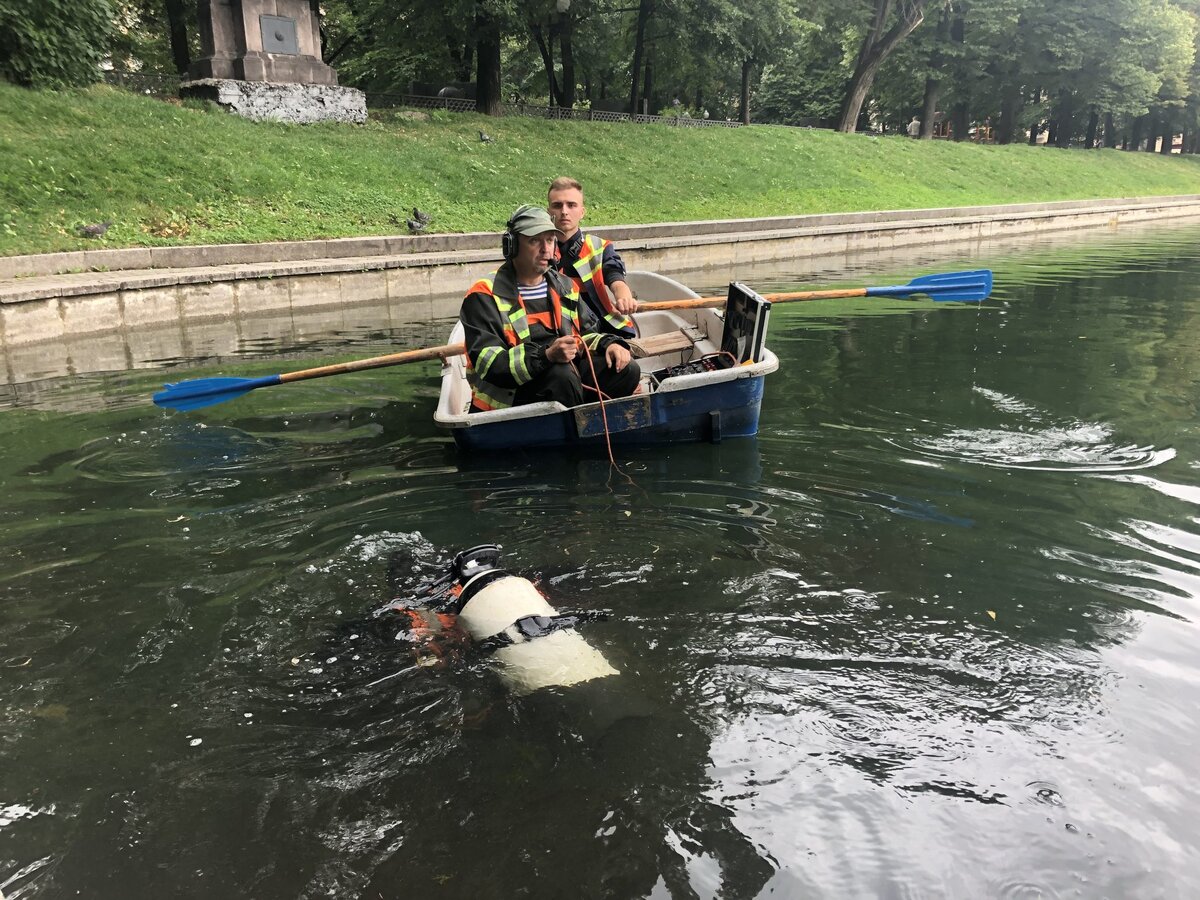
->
[[5, 83, 1200, 257]]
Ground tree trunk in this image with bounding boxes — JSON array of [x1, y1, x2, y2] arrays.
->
[[837, 0, 926, 133], [559, 13, 575, 108], [530, 23, 560, 106], [1130, 114, 1144, 150], [1085, 110, 1098, 148], [739, 58, 753, 125], [996, 79, 1019, 144], [948, 10, 967, 141], [919, 77, 939, 138], [1161, 124, 1174, 155], [1053, 91, 1074, 148], [1144, 111, 1159, 151], [1104, 112, 1117, 149], [629, 0, 653, 116], [475, 7, 502, 116], [919, 5, 951, 139], [951, 101, 969, 142], [1047, 118, 1058, 147], [164, 0, 191, 75], [642, 52, 654, 115], [1028, 121, 1041, 145]]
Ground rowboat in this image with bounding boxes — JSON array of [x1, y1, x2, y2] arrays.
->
[[433, 271, 779, 450]]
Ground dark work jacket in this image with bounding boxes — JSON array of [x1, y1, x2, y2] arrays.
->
[[459, 262, 625, 409]]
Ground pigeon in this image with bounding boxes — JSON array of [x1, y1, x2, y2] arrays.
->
[[76, 220, 113, 238], [407, 218, 428, 234], [412, 207, 431, 225], [479, 130, 494, 143]]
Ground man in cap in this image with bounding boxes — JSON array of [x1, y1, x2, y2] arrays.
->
[[459, 204, 640, 412]]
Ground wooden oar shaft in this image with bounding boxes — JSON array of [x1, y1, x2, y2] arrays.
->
[[278, 342, 466, 383], [636, 288, 870, 312]]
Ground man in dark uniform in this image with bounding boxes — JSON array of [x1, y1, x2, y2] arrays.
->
[[548, 176, 637, 337], [459, 205, 640, 412]]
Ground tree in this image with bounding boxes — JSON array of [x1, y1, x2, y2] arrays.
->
[[106, 0, 196, 75], [0, 0, 114, 87], [629, 0, 654, 115], [474, 2, 503, 114], [320, 0, 506, 106], [756, 32, 848, 126], [164, 0, 191, 75], [837, 0, 928, 132]]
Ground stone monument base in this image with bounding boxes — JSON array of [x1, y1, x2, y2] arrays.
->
[[181, 79, 367, 124]]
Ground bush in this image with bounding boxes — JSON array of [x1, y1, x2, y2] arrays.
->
[[0, 0, 114, 88]]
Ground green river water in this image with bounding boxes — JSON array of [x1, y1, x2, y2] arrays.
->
[[2, 223, 1200, 898]]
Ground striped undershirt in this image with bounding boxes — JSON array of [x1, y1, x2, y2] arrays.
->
[[516, 279, 548, 303]]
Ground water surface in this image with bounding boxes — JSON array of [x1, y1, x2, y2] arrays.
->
[[3, 224, 1200, 898]]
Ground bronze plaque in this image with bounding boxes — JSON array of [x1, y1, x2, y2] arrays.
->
[[260, 15, 299, 55]]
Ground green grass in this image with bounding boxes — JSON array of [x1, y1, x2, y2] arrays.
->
[[5, 82, 1200, 257]]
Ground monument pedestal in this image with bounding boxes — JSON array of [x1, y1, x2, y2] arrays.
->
[[185, 0, 365, 125], [181, 79, 367, 124]]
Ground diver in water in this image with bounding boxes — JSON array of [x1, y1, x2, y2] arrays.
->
[[377, 544, 618, 695]]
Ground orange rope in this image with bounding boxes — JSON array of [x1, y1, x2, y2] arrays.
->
[[570, 331, 631, 480]]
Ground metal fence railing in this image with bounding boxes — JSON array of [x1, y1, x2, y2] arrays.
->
[[103, 70, 182, 98], [370, 93, 743, 127]]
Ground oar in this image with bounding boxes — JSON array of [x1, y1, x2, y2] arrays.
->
[[636, 269, 993, 311], [153, 269, 991, 412], [153, 343, 466, 411]]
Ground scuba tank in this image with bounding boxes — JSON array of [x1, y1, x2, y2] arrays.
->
[[412, 545, 619, 695]]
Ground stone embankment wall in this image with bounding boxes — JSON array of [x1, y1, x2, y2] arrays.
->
[[2, 196, 1200, 361]]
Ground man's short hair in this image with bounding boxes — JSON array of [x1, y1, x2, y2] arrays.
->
[[548, 176, 583, 196]]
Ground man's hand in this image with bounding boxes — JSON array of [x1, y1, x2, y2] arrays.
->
[[611, 289, 638, 316], [606, 342, 632, 372], [614, 295, 638, 315], [545, 335, 579, 364]]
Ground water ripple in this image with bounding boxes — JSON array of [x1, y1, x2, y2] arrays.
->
[[887, 387, 1176, 472]]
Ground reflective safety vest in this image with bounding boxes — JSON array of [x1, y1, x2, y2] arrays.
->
[[566, 234, 635, 337], [465, 271, 597, 412]]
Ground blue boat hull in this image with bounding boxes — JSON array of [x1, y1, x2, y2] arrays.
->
[[449, 374, 767, 451]]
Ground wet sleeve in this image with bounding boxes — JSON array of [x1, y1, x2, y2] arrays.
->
[[460, 291, 549, 388]]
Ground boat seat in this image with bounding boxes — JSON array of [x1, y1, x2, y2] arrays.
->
[[626, 329, 696, 359]]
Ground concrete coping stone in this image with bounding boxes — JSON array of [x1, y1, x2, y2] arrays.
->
[[4, 196, 1200, 282], [3, 196, 1200, 304]]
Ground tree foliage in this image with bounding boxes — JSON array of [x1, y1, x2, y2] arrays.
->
[[7, 0, 1200, 151], [0, 0, 114, 88]]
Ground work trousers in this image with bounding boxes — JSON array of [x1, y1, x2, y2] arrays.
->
[[513, 352, 641, 408]]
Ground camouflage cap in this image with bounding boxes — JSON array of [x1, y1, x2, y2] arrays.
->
[[508, 204, 564, 238]]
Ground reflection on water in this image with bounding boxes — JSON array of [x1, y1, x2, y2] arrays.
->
[[4, 223, 1200, 897]]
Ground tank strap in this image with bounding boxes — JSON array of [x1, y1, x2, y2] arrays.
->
[[476, 610, 608, 654]]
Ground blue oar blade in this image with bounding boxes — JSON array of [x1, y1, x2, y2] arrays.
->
[[909, 269, 992, 287], [911, 268, 993, 301], [865, 269, 993, 303], [153, 374, 282, 411]]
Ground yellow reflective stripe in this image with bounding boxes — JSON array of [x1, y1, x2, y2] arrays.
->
[[469, 377, 515, 410], [582, 333, 603, 350], [476, 345, 503, 379], [605, 311, 634, 330], [511, 344, 531, 383]]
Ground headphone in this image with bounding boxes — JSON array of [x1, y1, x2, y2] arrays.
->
[[502, 204, 541, 260], [501, 213, 518, 260]]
